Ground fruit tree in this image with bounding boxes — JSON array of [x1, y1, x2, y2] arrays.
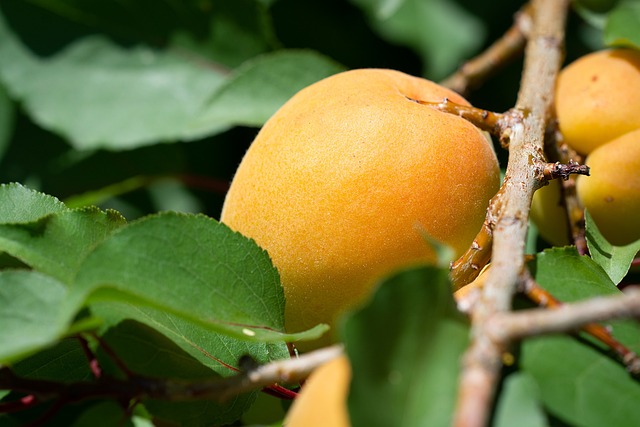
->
[[0, 1, 639, 426]]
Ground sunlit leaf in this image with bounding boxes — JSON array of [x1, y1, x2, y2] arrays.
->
[[71, 212, 327, 343], [0, 12, 225, 150], [185, 50, 346, 139]]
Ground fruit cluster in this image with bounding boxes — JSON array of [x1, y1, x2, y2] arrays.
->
[[532, 48, 640, 246]]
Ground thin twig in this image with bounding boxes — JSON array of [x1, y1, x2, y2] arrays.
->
[[490, 286, 640, 373], [441, 4, 532, 95], [0, 346, 343, 410], [520, 275, 640, 373]]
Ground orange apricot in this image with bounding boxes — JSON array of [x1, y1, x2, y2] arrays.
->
[[577, 128, 640, 246], [284, 355, 351, 427], [221, 69, 500, 349], [555, 48, 640, 155]]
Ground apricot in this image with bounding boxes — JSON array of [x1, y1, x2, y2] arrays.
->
[[576, 129, 640, 246], [221, 69, 500, 349], [285, 355, 351, 427], [530, 179, 571, 247], [555, 48, 640, 155]]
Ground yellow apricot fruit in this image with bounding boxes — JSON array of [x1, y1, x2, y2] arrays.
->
[[577, 128, 640, 246], [285, 355, 351, 427], [555, 48, 640, 155], [221, 69, 500, 349], [530, 179, 571, 247]]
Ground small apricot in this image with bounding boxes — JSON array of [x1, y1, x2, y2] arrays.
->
[[221, 69, 500, 349], [577, 129, 640, 246], [555, 48, 640, 155], [284, 355, 351, 427], [530, 179, 571, 247]]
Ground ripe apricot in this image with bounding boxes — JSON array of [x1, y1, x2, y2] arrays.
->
[[285, 355, 351, 427], [577, 129, 640, 246], [555, 48, 640, 155], [221, 69, 500, 349]]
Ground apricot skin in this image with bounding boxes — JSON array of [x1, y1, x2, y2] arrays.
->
[[577, 129, 640, 246], [221, 69, 500, 349], [555, 48, 640, 155], [284, 355, 351, 427], [530, 179, 571, 247]]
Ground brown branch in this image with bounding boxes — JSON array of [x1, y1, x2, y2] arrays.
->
[[521, 274, 640, 373], [491, 286, 640, 373], [541, 160, 590, 181], [541, 120, 589, 252], [450, 220, 493, 291], [0, 345, 343, 411], [441, 5, 532, 95], [413, 99, 506, 135], [453, 1, 570, 427]]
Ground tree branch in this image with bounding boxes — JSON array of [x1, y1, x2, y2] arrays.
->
[[0, 345, 343, 411], [441, 4, 532, 95], [453, 1, 570, 426], [489, 287, 640, 373]]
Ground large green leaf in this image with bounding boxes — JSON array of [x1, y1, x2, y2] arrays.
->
[[92, 303, 289, 376], [71, 212, 327, 343], [0, 12, 226, 150], [524, 247, 640, 426], [0, 270, 70, 362], [185, 50, 346, 139], [10, 337, 94, 382], [604, 0, 640, 48], [585, 210, 640, 285], [343, 266, 468, 427], [349, 0, 485, 79], [522, 335, 640, 427]]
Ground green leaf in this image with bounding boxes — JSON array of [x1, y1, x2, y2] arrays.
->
[[171, 0, 280, 68], [11, 338, 93, 382], [0, 206, 127, 284], [91, 302, 290, 377], [71, 212, 327, 343], [0, 12, 226, 150], [70, 401, 134, 427], [604, 0, 640, 48], [522, 335, 640, 427], [0, 270, 71, 363], [524, 247, 640, 426], [97, 320, 259, 427], [585, 210, 640, 285], [0, 183, 67, 224], [349, 0, 485, 79], [493, 372, 548, 427], [185, 50, 346, 139], [343, 266, 468, 427]]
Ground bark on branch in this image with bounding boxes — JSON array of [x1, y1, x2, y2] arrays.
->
[[453, 1, 570, 426]]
